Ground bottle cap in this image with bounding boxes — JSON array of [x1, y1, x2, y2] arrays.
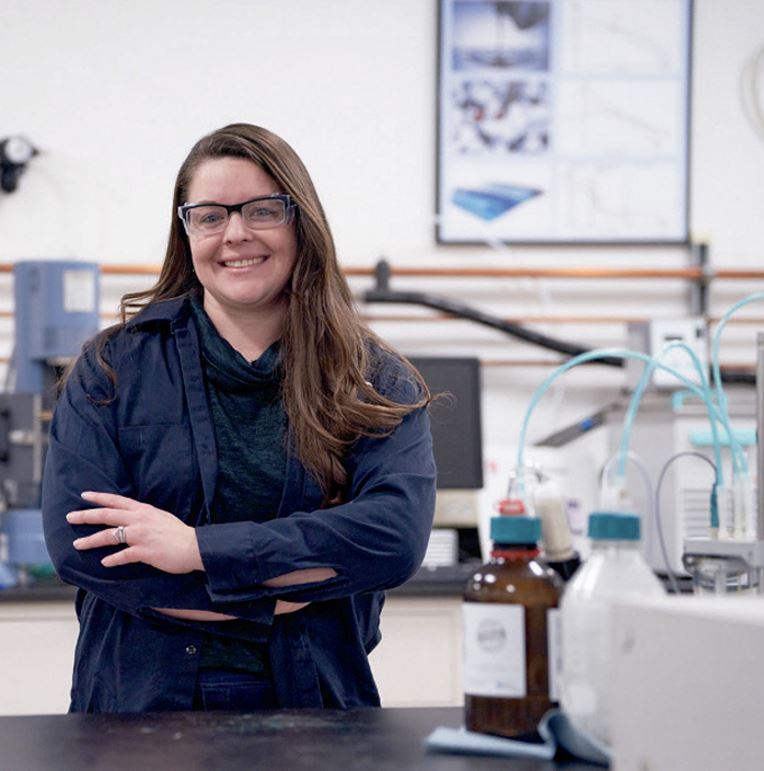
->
[[588, 511, 641, 540], [497, 498, 526, 516], [491, 515, 541, 544]]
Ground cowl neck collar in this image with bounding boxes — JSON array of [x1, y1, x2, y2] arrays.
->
[[190, 297, 281, 390]]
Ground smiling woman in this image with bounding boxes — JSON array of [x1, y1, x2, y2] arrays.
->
[[182, 156, 299, 360], [41, 123, 437, 714]]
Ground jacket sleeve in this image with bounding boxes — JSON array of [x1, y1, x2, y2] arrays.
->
[[41, 344, 275, 626], [195, 369, 437, 604]]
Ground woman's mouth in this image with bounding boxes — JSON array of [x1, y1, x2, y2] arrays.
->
[[220, 256, 268, 268]]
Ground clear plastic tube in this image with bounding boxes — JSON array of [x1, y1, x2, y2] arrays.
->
[[710, 291, 764, 475], [600, 451, 656, 548], [654, 451, 718, 592], [515, 347, 731, 494], [616, 340, 725, 485]]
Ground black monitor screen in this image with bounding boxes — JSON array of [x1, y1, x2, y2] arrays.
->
[[407, 356, 483, 489]]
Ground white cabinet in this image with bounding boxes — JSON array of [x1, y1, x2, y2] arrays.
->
[[0, 602, 78, 715], [0, 595, 466, 714], [369, 596, 464, 708]]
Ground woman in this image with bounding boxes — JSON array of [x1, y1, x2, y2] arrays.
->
[[42, 123, 436, 713]]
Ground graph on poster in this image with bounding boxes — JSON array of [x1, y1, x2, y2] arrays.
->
[[437, 0, 692, 244]]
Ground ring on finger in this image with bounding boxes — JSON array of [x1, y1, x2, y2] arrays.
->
[[113, 525, 127, 545]]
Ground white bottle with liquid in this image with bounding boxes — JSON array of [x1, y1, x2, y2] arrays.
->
[[533, 478, 581, 582], [559, 511, 665, 747]]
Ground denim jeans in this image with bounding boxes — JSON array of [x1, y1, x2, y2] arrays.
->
[[193, 669, 278, 711]]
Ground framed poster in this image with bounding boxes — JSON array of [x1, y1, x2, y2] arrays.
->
[[436, 0, 693, 244]]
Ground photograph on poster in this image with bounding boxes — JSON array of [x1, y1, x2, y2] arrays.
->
[[437, 0, 692, 244]]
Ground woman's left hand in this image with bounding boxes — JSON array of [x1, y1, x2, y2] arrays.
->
[[67, 491, 203, 574]]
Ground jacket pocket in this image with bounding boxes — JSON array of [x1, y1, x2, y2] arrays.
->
[[117, 424, 198, 517]]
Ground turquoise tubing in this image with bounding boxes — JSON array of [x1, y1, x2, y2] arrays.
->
[[711, 291, 764, 474], [515, 347, 735, 494], [616, 341, 725, 484]]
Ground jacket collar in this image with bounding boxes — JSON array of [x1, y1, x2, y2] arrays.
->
[[124, 296, 192, 330]]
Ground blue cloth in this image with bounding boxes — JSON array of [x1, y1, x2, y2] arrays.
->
[[425, 710, 610, 767], [41, 295, 436, 713]]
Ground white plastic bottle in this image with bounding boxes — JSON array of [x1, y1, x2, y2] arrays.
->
[[559, 511, 665, 747]]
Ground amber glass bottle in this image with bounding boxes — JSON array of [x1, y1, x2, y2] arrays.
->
[[463, 506, 563, 739]]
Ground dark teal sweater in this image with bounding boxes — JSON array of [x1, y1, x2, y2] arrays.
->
[[191, 299, 287, 674]]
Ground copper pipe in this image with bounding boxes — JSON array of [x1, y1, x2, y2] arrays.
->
[[715, 270, 764, 280], [0, 263, 160, 276], [0, 309, 762, 325], [0, 262, 763, 280], [361, 313, 651, 323], [346, 266, 706, 279], [361, 314, 764, 325], [93, 265, 705, 279], [100, 265, 161, 276]]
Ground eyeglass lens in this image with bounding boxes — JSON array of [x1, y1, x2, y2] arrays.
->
[[186, 198, 288, 233]]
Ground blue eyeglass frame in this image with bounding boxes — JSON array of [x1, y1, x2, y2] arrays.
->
[[177, 193, 296, 230]]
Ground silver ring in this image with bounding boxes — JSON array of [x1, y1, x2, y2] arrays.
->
[[114, 525, 127, 545]]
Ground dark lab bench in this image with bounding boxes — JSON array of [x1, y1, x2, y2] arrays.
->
[[391, 563, 478, 596], [0, 581, 76, 603], [0, 564, 480, 604], [0, 707, 596, 770]]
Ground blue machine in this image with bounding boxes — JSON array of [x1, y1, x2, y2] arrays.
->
[[0, 260, 100, 586], [12, 260, 101, 395]]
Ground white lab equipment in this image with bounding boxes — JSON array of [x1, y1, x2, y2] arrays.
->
[[625, 318, 708, 389], [682, 331, 764, 593], [610, 596, 764, 771], [607, 389, 756, 574]]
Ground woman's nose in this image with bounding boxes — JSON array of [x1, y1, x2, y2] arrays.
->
[[223, 212, 252, 243]]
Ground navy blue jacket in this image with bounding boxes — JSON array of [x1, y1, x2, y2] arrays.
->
[[42, 297, 436, 713]]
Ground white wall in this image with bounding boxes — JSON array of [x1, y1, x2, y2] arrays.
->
[[0, 0, 763, 462]]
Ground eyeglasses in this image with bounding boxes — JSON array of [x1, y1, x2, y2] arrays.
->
[[177, 194, 296, 236]]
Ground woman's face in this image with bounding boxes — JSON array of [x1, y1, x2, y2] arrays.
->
[[185, 156, 298, 322]]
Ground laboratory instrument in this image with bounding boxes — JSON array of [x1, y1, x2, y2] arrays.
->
[[0, 136, 38, 193], [682, 331, 764, 593], [610, 596, 764, 771], [0, 260, 100, 584]]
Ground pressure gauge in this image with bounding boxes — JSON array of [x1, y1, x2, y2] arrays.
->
[[0, 136, 36, 165], [0, 136, 38, 193]]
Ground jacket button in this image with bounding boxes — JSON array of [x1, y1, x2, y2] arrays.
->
[[185, 644, 197, 656]]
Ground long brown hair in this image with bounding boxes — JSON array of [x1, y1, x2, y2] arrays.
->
[[111, 123, 429, 503]]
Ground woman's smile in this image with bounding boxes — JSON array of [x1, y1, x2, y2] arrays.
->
[[219, 255, 269, 269]]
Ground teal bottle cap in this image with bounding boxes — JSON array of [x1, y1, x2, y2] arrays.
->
[[588, 511, 641, 540], [491, 515, 541, 544]]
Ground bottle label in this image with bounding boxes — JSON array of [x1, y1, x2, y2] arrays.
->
[[462, 603, 526, 698], [547, 608, 561, 701]]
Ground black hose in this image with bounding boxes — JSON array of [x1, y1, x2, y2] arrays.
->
[[363, 260, 755, 384]]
